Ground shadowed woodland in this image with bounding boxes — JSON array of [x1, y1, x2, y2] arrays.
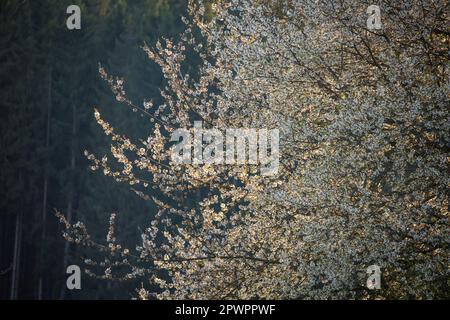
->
[[0, 0, 188, 299]]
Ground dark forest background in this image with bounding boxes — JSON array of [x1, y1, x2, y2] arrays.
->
[[0, 0, 190, 299]]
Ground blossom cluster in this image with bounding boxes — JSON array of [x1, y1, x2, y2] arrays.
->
[[59, 0, 449, 299]]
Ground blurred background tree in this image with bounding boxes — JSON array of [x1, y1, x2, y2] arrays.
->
[[0, 0, 187, 299]]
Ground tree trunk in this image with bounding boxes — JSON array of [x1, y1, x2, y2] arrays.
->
[[10, 174, 23, 300], [60, 97, 77, 300], [37, 66, 52, 300]]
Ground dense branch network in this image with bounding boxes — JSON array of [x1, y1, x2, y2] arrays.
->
[[58, 0, 449, 299]]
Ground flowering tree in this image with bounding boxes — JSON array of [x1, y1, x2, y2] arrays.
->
[[58, 0, 449, 299]]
